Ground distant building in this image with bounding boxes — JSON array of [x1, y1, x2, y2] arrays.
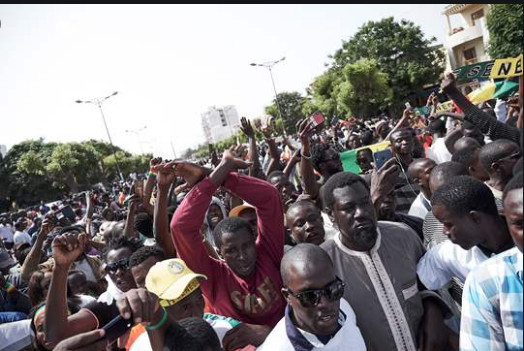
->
[[201, 106, 240, 144], [442, 4, 491, 69], [0, 145, 6, 158]]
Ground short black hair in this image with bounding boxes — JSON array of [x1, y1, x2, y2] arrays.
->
[[213, 217, 255, 249], [103, 235, 143, 261], [389, 128, 412, 142], [321, 172, 370, 211], [428, 119, 446, 135], [430, 161, 469, 185], [503, 172, 523, 201], [267, 170, 285, 182], [451, 147, 480, 168], [129, 245, 166, 268], [286, 200, 320, 217], [134, 213, 153, 238], [479, 139, 520, 172], [311, 143, 332, 172], [356, 148, 373, 158], [361, 131, 373, 146], [163, 318, 221, 351], [431, 175, 498, 217]]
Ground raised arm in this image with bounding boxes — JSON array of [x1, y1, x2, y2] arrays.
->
[[240, 117, 266, 180], [218, 151, 284, 262], [385, 108, 411, 141], [283, 149, 301, 178], [167, 162, 224, 279], [297, 119, 320, 200], [442, 73, 521, 144], [142, 158, 162, 215], [123, 194, 140, 240], [45, 232, 98, 344], [153, 165, 177, 258], [21, 219, 53, 282]]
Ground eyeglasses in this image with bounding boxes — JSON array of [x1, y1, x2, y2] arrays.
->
[[283, 277, 345, 308], [105, 258, 130, 273]]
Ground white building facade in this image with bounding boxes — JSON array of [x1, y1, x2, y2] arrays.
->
[[201, 106, 240, 144], [442, 4, 492, 69]]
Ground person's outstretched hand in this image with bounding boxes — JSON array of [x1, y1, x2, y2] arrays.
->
[[223, 147, 253, 170], [370, 158, 400, 206], [240, 117, 255, 139], [52, 232, 88, 268]]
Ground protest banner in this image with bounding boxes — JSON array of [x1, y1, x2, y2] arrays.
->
[[453, 60, 494, 82], [489, 54, 523, 79]]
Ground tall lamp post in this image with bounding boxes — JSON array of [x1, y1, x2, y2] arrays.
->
[[75, 91, 124, 181], [125, 126, 147, 154], [250, 56, 287, 134]]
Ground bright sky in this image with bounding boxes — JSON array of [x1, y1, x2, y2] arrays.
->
[[1, 4, 451, 158]]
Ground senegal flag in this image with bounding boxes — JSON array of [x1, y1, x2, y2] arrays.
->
[[341, 141, 391, 174]]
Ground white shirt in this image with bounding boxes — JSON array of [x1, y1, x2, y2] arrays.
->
[[258, 299, 366, 351], [13, 230, 31, 249], [417, 240, 495, 290], [75, 257, 97, 283], [0, 224, 14, 243], [321, 212, 338, 242], [0, 319, 32, 351], [408, 193, 431, 220], [494, 99, 508, 122], [427, 138, 452, 164]]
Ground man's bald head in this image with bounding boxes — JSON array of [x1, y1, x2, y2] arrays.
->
[[281, 244, 334, 287], [454, 137, 481, 154]]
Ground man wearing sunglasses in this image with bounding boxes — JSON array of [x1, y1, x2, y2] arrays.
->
[[479, 139, 521, 206], [320, 171, 453, 351], [258, 244, 365, 350]]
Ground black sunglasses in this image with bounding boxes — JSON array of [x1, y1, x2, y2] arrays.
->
[[105, 258, 130, 273], [283, 277, 345, 308]]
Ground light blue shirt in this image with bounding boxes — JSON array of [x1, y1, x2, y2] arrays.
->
[[461, 247, 523, 351]]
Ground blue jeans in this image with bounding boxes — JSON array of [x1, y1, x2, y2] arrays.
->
[[0, 312, 28, 324]]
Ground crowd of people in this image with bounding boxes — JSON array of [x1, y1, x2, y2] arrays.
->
[[0, 72, 522, 351]]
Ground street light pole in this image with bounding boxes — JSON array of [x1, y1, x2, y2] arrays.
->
[[250, 57, 287, 135], [125, 126, 147, 154], [76, 91, 124, 181]]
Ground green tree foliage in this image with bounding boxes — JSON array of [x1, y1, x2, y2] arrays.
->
[[0, 139, 149, 208], [487, 4, 524, 59], [264, 92, 306, 134], [309, 71, 342, 120], [336, 59, 393, 118], [330, 17, 445, 110]]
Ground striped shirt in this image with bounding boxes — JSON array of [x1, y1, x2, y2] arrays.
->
[[463, 104, 521, 146], [460, 247, 523, 351]]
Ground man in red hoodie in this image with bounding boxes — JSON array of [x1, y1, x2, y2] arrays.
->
[[154, 149, 286, 345]]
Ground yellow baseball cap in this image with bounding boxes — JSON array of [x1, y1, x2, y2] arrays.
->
[[229, 204, 256, 218], [145, 259, 207, 308]]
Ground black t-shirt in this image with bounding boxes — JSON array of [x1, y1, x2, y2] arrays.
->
[[83, 299, 119, 328]]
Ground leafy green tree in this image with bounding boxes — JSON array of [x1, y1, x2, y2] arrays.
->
[[487, 4, 524, 58], [336, 59, 393, 118], [331, 17, 445, 109], [265, 92, 306, 134], [309, 71, 342, 120]]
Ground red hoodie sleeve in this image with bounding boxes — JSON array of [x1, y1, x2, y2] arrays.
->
[[223, 173, 284, 266], [170, 178, 223, 295]]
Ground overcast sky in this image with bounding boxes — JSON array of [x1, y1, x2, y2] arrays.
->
[[1, 4, 451, 157]]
